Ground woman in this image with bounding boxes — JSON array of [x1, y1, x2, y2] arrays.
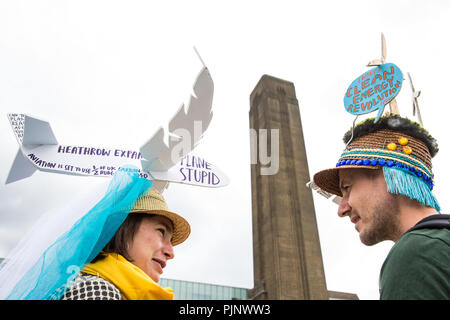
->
[[0, 167, 189, 300], [59, 188, 190, 300]]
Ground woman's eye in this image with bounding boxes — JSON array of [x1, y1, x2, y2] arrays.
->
[[157, 228, 165, 236]]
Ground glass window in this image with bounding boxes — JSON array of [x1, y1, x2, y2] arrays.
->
[[159, 278, 248, 300]]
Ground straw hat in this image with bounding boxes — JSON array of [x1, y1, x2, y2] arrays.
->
[[313, 115, 438, 197], [130, 188, 191, 246]]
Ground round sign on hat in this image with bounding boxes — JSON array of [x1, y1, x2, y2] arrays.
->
[[344, 63, 403, 123]]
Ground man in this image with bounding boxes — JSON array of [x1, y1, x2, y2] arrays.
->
[[313, 114, 450, 299]]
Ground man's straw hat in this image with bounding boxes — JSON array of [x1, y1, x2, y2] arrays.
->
[[130, 188, 190, 246], [313, 115, 438, 197]]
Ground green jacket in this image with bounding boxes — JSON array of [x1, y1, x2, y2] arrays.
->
[[379, 228, 450, 299]]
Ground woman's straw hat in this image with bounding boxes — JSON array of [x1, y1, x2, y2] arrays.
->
[[130, 188, 191, 246]]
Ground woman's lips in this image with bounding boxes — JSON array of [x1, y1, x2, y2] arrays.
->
[[152, 258, 166, 273]]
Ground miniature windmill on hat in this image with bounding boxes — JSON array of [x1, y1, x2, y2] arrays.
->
[[408, 72, 424, 126], [308, 33, 439, 211], [343, 32, 405, 124], [366, 33, 400, 116]]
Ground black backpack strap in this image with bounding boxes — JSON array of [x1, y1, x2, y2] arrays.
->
[[407, 214, 450, 233]]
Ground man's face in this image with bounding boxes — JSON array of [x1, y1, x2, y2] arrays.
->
[[338, 168, 400, 245]]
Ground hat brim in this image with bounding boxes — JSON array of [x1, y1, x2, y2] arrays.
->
[[130, 209, 191, 246], [313, 165, 380, 197]]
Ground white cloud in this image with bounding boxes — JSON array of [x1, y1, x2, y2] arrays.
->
[[1, 0, 449, 300]]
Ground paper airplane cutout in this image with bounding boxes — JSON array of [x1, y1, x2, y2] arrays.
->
[[306, 180, 341, 205], [6, 66, 229, 191]]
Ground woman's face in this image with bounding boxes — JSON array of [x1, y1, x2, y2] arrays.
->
[[127, 215, 175, 282]]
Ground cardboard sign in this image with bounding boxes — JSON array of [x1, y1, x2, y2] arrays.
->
[[6, 65, 229, 188], [28, 146, 227, 186], [6, 113, 228, 187], [344, 63, 403, 122]]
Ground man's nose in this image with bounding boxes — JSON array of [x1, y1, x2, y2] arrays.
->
[[337, 197, 352, 218]]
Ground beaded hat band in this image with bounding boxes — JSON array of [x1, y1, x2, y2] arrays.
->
[[314, 129, 433, 195], [313, 115, 440, 211]]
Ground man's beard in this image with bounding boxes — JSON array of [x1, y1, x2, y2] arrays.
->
[[359, 193, 401, 246]]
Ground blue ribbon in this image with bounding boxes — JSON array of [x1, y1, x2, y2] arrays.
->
[[7, 166, 152, 300]]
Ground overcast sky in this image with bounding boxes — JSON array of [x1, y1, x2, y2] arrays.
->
[[1, 0, 450, 300]]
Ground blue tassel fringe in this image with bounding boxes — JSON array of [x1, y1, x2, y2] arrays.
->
[[383, 166, 440, 212]]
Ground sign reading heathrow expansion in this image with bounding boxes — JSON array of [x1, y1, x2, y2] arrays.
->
[[6, 113, 228, 187], [6, 65, 229, 188]]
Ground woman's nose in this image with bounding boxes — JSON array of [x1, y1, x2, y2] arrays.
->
[[163, 242, 175, 260]]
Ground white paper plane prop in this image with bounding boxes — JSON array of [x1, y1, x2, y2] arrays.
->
[[6, 67, 229, 191], [306, 180, 342, 205]]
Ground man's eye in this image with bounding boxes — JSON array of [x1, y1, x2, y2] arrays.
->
[[157, 228, 165, 236]]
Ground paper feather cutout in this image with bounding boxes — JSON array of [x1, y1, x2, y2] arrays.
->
[[6, 57, 228, 192], [140, 67, 214, 172]]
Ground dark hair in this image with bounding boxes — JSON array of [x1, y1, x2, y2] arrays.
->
[[91, 213, 155, 263], [342, 115, 439, 157]]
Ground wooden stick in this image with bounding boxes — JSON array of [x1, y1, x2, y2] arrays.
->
[[389, 98, 400, 115]]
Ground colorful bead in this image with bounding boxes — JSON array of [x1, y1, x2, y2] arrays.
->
[[334, 154, 433, 191], [398, 137, 409, 145], [387, 143, 397, 151], [403, 146, 412, 154]]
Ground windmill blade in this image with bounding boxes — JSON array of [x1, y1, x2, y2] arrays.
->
[[407, 72, 424, 125], [408, 72, 417, 116], [367, 33, 387, 66], [407, 72, 415, 92], [413, 98, 424, 126]]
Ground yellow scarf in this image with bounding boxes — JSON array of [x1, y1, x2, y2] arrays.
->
[[82, 253, 174, 300]]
